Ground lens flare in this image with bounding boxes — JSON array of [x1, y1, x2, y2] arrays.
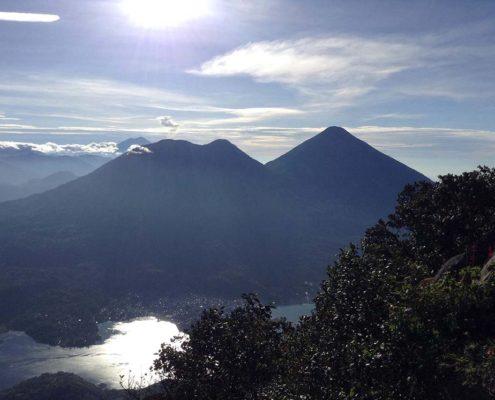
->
[[122, 0, 211, 28]]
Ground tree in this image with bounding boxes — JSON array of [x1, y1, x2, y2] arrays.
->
[[284, 245, 421, 400], [384, 269, 495, 399], [389, 166, 495, 269], [153, 294, 291, 400], [282, 167, 495, 399]]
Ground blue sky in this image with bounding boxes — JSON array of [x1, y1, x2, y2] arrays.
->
[[0, 0, 494, 177]]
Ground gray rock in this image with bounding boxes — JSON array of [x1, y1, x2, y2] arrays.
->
[[433, 253, 467, 282], [480, 255, 495, 284]]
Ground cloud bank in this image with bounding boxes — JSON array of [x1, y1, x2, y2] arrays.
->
[[0, 141, 118, 156]]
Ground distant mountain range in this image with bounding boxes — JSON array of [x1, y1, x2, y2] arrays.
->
[[0, 137, 150, 202], [0, 171, 78, 203], [0, 127, 428, 346], [116, 136, 150, 153]]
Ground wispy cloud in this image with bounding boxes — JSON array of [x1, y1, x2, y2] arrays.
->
[[348, 125, 495, 141], [190, 31, 495, 107], [0, 76, 201, 115], [0, 76, 303, 137], [346, 125, 495, 177], [0, 75, 207, 138], [216, 107, 303, 123], [174, 107, 305, 126], [0, 113, 19, 121], [0, 123, 38, 130], [0, 123, 165, 136], [0, 12, 59, 23], [189, 36, 416, 84], [366, 113, 424, 121], [189, 36, 424, 105]]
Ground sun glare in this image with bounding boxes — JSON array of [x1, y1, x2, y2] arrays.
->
[[122, 0, 211, 28]]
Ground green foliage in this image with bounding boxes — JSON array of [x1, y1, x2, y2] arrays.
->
[[153, 167, 495, 399], [389, 166, 495, 268], [383, 270, 495, 399], [153, 294, 291, 400]]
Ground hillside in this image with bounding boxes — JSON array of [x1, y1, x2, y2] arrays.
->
[[0, 373, 124, 400], [267, 126, 428, 223], [0, 127, 427, 346]]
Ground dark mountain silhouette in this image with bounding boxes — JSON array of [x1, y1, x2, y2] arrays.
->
[[0, 373, 125, 400], [117, 136, 150, 153], [0, 127, 427, 345], [266, 126, 429, 224], [0, 139, 304, 297]]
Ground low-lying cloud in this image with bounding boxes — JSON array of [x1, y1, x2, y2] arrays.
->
[[0, 141, 119, 156], [127, 144, 152, 155]]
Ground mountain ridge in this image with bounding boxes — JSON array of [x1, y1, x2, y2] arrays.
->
[[0, 126, 427, 346]]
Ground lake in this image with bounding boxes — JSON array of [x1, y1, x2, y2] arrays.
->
[[272, 303, 313, 323], [0, 304, 313, 391], [0, 317, 180, 390]]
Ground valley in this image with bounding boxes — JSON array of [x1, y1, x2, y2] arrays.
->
[[0, 127, 427, 347], [0, 1, 493, 396]]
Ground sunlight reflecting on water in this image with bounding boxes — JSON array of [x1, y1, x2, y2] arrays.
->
[[0, 306, 313, 390], [0, 317, 182, 390], [103, 318, 181, 379]]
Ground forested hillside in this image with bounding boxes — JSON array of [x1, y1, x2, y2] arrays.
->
[[152, 167, 495, 400]]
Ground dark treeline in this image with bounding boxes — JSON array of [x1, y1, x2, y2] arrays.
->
[[150, 167, 495, 400]]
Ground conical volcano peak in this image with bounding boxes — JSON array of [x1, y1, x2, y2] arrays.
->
[[311, 126, 362, 146], [266, 125, 428, 209], [321, 126, 352, 136], [265, 127, 365, 167]]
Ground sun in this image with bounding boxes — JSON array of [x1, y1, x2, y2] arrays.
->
[[122, 0, 211, 28]]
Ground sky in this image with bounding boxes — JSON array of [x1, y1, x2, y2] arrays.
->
[[0, 0, 494, 178]]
